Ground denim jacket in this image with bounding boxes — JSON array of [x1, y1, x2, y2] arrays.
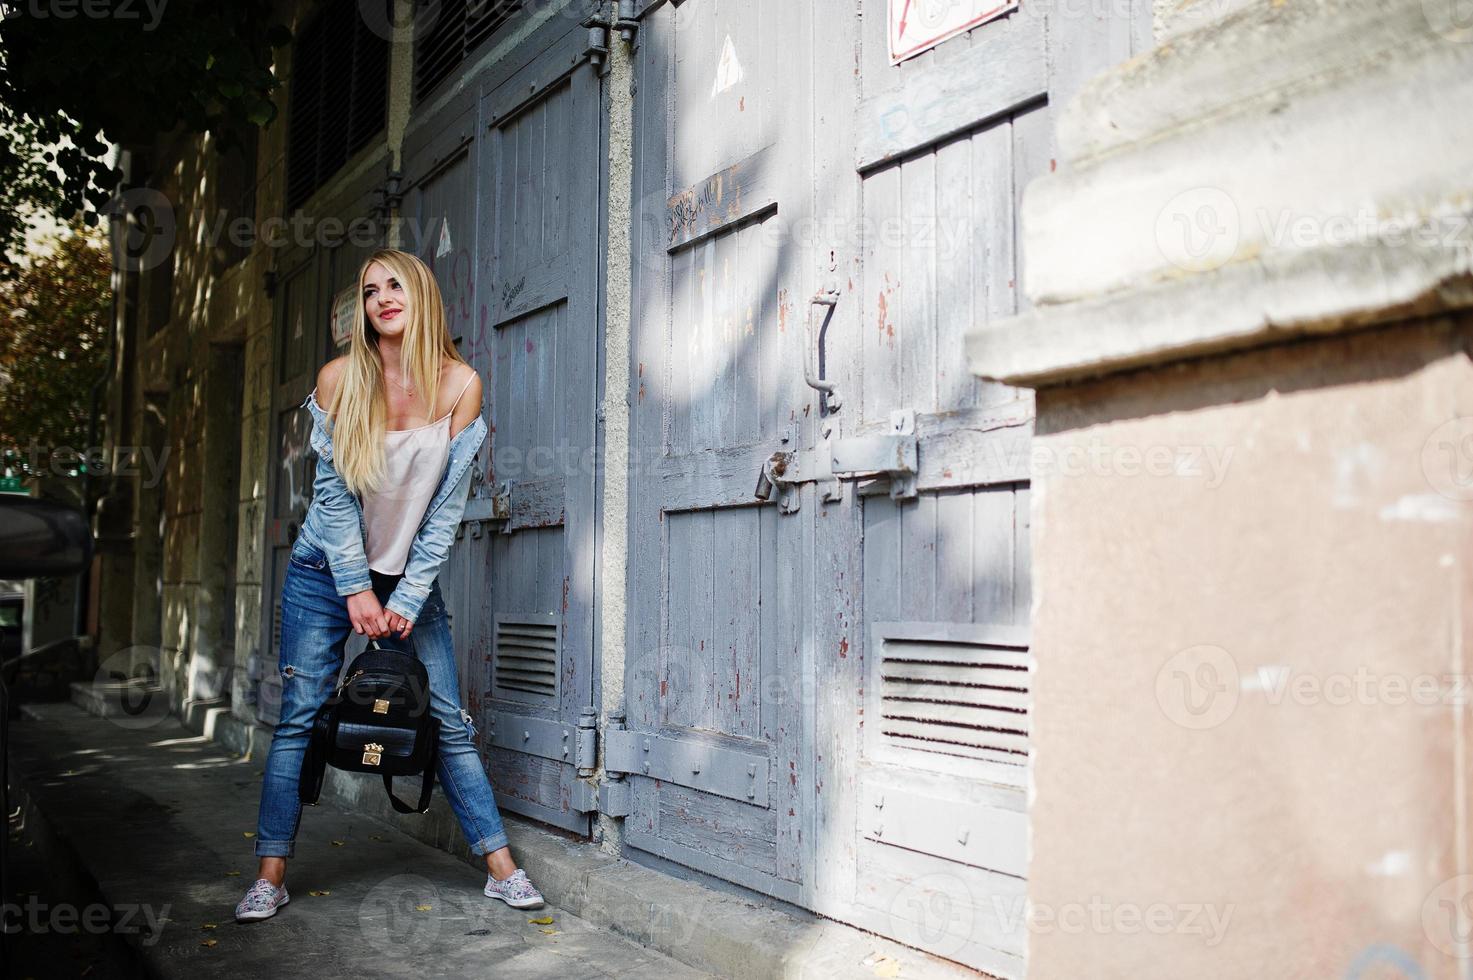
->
[[296, 387, 487, 624]]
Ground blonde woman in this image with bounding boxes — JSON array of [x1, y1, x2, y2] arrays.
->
[[237, 248, 543, 922]]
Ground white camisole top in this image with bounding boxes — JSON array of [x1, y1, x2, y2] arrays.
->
[[362, 371, 476, 575]]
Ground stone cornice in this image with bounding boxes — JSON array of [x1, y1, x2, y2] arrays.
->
[[967, 0, 1473, 387]]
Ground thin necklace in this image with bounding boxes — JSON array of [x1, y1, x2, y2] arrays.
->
[[385, 371, 415, 395]]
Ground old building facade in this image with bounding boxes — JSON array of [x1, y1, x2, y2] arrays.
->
[[90, 0, 1470, 975]]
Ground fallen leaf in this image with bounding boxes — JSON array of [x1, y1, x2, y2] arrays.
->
[[331, 840, 345, 847], [242, 832, 256, 838], [527, 916, 554, 925], [539, 928, 558, 935], [871, 957, 901, 978], [308, 890, 331, 897], [414, 904, 433, 912], [225, 871, 242, 877], [200, 923, 217, 930], [200, 938, 218, 948], [369, 835, 384, 842]]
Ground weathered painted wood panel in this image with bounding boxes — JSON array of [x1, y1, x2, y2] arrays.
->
[[406, 19, 603, 836], [626, 0, 811, 904], [630, 0, 1147, 971]]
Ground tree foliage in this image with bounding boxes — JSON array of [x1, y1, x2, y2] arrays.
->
[[0, 0, 291, 276], [0, 219, 112, 477]]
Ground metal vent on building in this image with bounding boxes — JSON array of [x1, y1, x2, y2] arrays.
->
[[492, 613, 558, 701], [415, 0, 521, 102], [872, 624, 1030, 767], [286, 0, 389, 211]]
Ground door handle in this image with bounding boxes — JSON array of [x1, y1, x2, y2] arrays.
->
[[803, 288, 842, 412]]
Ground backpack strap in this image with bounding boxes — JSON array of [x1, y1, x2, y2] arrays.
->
[[384, 716, 440, 814], [298, 705, 334, 806]]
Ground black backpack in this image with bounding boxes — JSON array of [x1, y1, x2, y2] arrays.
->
[[298, 639, 441, 814]]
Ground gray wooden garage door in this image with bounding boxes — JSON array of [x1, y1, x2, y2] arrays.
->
[[399, 15, 605, 835], [627, 0, 1150, 974]]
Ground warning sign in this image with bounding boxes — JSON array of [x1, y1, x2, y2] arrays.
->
[[889, 0, 1017, 64], [331, 284, 357, 347], [436, 218, 453, 258]]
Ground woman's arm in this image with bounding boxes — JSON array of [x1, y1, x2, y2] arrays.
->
[[307, 359, 374, 597], [382, 462, 475, 627]]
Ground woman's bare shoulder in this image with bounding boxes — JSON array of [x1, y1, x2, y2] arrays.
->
[[440, 357, 475, 379], [316, 356, 350, 408]]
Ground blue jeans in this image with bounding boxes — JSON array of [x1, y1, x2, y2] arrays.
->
[[253, 535, 509, 859]]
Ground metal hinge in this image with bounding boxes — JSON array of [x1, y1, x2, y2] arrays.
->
[[576, 706, 597, 775], [598, 707, 631, 818], [582, 19, 610, 73], [583, 2, 638, 73], [604, 728, 770, 806], [569, 704, 598, 815]]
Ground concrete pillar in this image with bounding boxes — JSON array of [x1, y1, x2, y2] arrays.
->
[[968, 0, 1473, 974], [595, 0, 637, 856]]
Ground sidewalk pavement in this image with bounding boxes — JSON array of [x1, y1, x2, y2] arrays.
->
[[7, 698, 975, 979], [4, 701, 710, 980]]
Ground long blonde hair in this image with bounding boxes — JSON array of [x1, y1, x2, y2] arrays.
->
[[325, 248, 466, 496]]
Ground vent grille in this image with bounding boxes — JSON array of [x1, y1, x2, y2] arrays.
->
[[493, 613, 558, 701], [287, 0, 389, 211], [415, 0, 521, 102], [875, 627, 1029, 767]]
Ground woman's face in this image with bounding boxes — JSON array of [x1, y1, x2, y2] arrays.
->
[[362, 260, 411, 339]]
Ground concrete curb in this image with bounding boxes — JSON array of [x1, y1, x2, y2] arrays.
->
[[317, 768, 977, 979]]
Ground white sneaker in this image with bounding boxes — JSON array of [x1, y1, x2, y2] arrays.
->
[[235, 878, 290, 922], [483, 868, 544, 909]]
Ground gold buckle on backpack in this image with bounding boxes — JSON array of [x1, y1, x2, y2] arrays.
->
[[373, 698, 390, 714], [363, 742, 384, 766]]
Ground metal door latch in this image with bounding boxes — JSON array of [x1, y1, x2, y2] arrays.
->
[[753, 410, 919, 512], [803, 288, 842, 413]]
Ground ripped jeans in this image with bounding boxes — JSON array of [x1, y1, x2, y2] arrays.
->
[[253, 534, 509, 859]]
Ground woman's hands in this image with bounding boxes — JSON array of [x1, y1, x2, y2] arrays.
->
[[346, 591, 414, 639]]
